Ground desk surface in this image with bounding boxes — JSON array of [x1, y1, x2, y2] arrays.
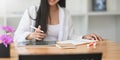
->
[[0, 40, 120, 60]]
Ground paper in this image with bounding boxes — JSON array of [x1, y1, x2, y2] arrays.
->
[[57, 39, 96, 45], [56, 43, 76, 49]]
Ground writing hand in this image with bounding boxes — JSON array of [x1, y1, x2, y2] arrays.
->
[[26, 25, 46, 40], [34, 25, 45, 40]]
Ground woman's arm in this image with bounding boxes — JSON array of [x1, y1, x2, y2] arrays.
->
[[14, 9, 32, 43], [14, 6, 46, 43], [66, 9, 103, 41]]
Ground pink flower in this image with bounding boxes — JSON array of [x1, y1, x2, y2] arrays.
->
[[0, 34, 13, 47], [0, 26, 14, 47], [0, 26, 15, 33]]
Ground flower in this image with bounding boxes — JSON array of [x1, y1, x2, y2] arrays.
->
[[0, 26, 14, 47], [0, 34, 13, 47], [0, 26, 15, 33]]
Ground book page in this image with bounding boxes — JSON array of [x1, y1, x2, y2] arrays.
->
[[57, 39, 96, 45]]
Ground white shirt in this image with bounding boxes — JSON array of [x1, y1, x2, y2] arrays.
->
[[44, 24, 60, 41], [14, 5, 82, 43]]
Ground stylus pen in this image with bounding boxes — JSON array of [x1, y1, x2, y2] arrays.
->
[[30, 25, 44, 33]]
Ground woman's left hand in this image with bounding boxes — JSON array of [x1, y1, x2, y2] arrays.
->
[[82, 33, 103, 41]]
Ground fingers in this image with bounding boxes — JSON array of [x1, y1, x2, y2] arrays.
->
[[33, 25, 45, 40], [38, 25, 41, 29], [91, 34, 103, 41], [82, 35, 94, 40], [90, 34, 101, 41], [35, 25, 44, 33], [34, 33, 46, 40], [35, 33, 45, 38], [28, 25, 45, 40], [96, 35, 103, 41], [35, 25, 41, 33], [90, 34, 98, 40], [85, 36, 94, 40], [82, 33, 103, 41]]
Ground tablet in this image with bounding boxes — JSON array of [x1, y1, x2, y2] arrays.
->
[[17, 40, 56, 46]]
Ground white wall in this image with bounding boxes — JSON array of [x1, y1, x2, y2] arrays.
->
[[0, 18, 4, 34], [107, 0, 118, 12], [88, 16, 116, 41], [7, 17, 21, 30], [0, 0, 6, 34], [116, 0, 120, 41], [6, 0, 40, 30], [117, 0, 120, 11], [72, 16, 87, 36], [66, 0, 87, 15], [0, 0, 6, 16], [116, 16, 120, 44], [6, 0, 40, 14]]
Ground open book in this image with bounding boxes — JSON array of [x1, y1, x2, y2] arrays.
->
[[56, 39, 96, 48], [57, 39, 96, 45]]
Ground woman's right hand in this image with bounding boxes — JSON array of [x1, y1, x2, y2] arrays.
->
[[26, 25, 46, 40]]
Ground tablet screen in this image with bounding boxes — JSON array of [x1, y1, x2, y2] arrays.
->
[[17, 40, 56, 46]]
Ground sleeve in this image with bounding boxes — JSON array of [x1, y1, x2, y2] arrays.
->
[[14, 6, 36, 43], [66, 10, 83, 40]]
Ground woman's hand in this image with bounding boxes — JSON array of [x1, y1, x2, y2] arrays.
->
[[26, 25, 46, 40], [82, 33, 103, 41]]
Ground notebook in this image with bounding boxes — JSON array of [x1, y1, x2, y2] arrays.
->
[[56, 43, 76, 49], [57, 39, 96, 45]]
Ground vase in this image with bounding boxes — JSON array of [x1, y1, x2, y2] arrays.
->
[[0, 44, 10, 58]]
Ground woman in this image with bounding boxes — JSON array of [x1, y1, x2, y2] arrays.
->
[[14, 0, 102, 43]]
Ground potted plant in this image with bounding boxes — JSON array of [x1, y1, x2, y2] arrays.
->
[[0, 26, 14, 58]]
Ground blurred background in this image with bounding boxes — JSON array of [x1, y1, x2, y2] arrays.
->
[[0, 0, 120, 43]]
